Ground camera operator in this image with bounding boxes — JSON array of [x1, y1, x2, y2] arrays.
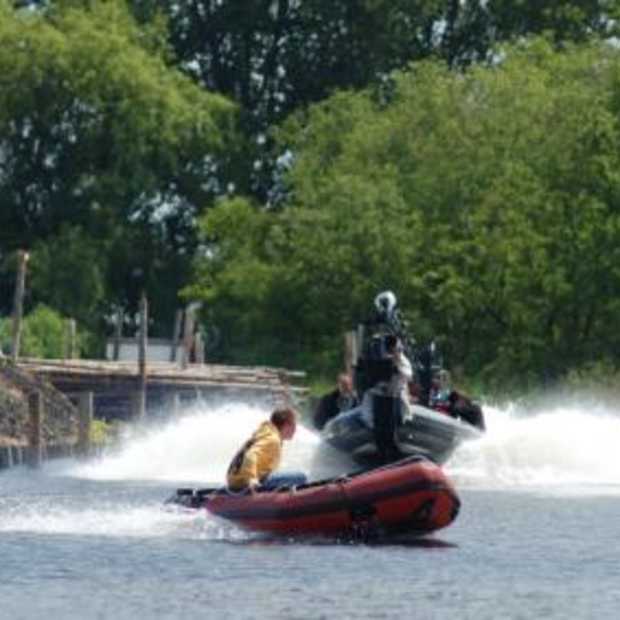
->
[[384, 334, 413, 402]]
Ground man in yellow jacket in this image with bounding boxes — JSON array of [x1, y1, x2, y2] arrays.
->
[[227, 407, 308, 492]]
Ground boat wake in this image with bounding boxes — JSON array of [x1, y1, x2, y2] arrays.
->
[[37, 396, 620, 492], [0, 399, 351, 540], [448, 400, 620, 492], [3, 396, 619, 539], [69, 400, 352, 484]]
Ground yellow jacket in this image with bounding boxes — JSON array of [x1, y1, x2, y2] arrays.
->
[[226, 421, 282, 490]]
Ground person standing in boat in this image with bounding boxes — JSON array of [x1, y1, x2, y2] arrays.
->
[[226, 407, 308, 492], [313, 372, 359, 430], [385, 334, 413, 401], [360, 333, 414, 429]]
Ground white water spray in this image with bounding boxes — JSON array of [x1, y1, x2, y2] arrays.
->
[[448, 401, 620, 489], [3, 396, 619, 538], [71, 400, 352, 484], [0, 400, 352, 538], [70, 397, 620, 490]]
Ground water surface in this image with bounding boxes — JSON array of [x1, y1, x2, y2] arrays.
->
[[1, 400, 619, 619]]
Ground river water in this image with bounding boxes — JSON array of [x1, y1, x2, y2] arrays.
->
[[1, 399, 620, 619]]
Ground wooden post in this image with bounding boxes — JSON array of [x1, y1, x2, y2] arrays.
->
[[170, 309, 183, 362], [0, 446, 9, 469], [27, 391, 43, 468], [11, 250, 29, 362], [63, 318, 77, 360], [181, 304, 196, 369], [194, 330, 205, 364], [135, 293, 148, 419], [356, 324, 365, 359], [76, 392, 93, 457], [344, 330, 357, 376], [113, 309, 123, 361]]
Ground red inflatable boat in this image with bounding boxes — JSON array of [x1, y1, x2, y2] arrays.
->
[[166, 456, 460, 538]]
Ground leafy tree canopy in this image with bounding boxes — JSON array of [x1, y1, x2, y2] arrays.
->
[[123, 1, 620, 203], [0, 0, 237, 330], [190, 40, 620, 389]]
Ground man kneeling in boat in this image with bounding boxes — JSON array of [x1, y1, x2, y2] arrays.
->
[[227, 407, 308, 492]]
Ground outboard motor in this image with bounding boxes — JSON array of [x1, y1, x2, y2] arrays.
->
[[416, 342, 442, 407], [372, 394, 403, 463], [416, 345, 433, 407]]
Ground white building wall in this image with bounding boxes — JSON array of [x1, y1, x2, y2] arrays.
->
[[105, 339, 187, 362]]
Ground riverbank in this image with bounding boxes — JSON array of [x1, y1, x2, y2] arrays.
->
[[0, 361, 78, 466]]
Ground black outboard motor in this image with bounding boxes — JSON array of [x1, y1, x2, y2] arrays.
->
[[416, 344, 433, 408], [414, 341, 444, 408], [372, 394, 403, 463]]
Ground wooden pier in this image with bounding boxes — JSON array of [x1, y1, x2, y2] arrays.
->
[[1, 252, 308, 468], [14, 358, 306, 421], [0, 357, 306, 470]]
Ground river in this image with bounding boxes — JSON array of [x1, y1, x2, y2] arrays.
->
[[1, 399, 619, 619]]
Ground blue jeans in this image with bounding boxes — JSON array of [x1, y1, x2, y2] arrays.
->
[[336, 408, 370, 429], [260, 471, 308, 490]]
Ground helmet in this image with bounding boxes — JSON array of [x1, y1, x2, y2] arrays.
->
[[374, 290, 397, 315]]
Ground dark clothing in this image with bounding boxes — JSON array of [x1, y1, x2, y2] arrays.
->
[[313, 389, 359, 430], [448, 391, 486, 431], [260, 472, 308, 489]]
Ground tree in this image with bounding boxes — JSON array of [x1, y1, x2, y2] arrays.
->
[[126, 1, 620, 204], [29, 226, 105, 328], [434, 1, 620, 66], [487, 1, 619, 45], [0, 0, 237, 329], [131, 1, 454, 199], [190, 40, 620, 387]]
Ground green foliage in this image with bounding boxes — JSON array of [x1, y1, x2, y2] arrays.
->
[[0, 0, 237, 330], [121, 0, 620, 219], [0, 305, 71, 358], [29, 226, 105, 327], [487, 1, 620, 45], [134, 0, 620, 156], [89, 418, 112, 446], [5, 0, 620, 392], [564, 359, 620, 391], [190, 40, 620, 389]]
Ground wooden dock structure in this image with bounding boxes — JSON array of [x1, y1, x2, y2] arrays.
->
[[15, 358, 307, 421], [1, 253, 308, 468], [0, 358, 307, 470]]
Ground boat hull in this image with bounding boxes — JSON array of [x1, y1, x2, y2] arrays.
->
[[167, 457, 459, 538], [322, 399, 483, 466]]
